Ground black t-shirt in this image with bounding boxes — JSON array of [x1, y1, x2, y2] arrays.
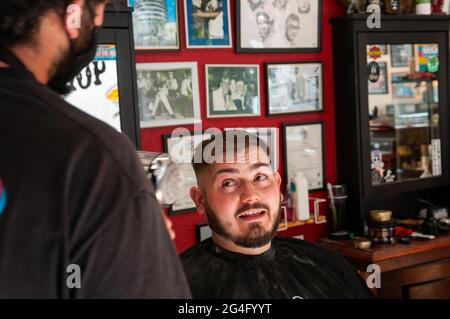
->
[[0, 67, 191, 298], [181, 237, 374, 299]]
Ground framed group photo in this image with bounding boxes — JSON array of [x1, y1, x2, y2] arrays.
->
[[206, 64, 261, 118], [283, 122, 325, 191], [236, 0, 322, 52], [136, 62, 201, 128], [266, 61, 324, 115], [184, 0, 233, 48], [132, 0, 180, 51], [163, 132, 213, 214]]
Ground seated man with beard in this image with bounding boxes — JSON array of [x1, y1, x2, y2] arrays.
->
[[180, 130, 374, 299]]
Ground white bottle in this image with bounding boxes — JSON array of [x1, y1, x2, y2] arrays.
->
[[293, 171, 310, 221]]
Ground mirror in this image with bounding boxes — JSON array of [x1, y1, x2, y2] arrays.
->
[[366, 43, 441, 185]]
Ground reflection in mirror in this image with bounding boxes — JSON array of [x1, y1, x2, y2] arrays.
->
[[367, 44, 441, 185]]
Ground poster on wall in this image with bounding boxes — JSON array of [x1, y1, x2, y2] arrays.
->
[[236, 0, 322, 52], [65, 44, 121, 132], [132, 0, 180, 51], [184, 0, 233, 48]]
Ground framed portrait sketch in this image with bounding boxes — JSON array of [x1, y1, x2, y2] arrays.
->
[[184, 0, 233, 48], [206, 64, 261, 118], [283, 122, 325, 191], [136, 62, 201, 128], [224, 127, 279, 171], [266, 61, 324, 115], [236, 0, 322, 52], [390, 44, 413, 67], [163, 132, 212, 215], [368, 62, 388, 95], [132, 0, 180, 51]]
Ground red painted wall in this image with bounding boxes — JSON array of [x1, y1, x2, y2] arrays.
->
[[137, 0, 345, 252]]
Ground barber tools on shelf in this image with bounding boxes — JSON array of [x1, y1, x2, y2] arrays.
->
[[137, 151, 185, 207]]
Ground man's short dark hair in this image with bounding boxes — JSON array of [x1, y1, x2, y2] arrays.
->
[[192, 130, 271, 178], [0, 0, 106, 47]]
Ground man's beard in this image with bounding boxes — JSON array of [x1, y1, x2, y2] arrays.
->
[[47, 8, 98, 95], [205, 200, 281, 249]]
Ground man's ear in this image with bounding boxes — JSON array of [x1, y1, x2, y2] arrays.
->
[[64, 0, 83, 40], [190, 186, 206, 215]]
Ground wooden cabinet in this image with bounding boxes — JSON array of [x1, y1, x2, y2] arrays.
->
[[319, 234, 450, 299], [330, 15, 450, 234]]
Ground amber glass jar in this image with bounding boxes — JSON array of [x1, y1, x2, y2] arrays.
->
[[384, 0, 401, 13]]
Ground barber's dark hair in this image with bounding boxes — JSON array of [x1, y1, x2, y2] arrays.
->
[[0, 0, 105, 47]]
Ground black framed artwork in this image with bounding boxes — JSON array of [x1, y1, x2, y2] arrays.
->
[[283, 121, 325, 191], [266, 61, 324, 115], [236, 0, 322, 53]]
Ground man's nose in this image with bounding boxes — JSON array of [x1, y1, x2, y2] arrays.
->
[[240, 181, 260, 203]]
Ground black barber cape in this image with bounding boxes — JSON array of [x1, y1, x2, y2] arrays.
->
[[181, 237, 374, 299], [0, 66, 190, 298]]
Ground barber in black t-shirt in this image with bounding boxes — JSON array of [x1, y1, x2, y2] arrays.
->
[[0, 0, 190, 298]]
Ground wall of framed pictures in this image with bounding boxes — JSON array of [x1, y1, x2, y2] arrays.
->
[[133, 0, 345, 252]]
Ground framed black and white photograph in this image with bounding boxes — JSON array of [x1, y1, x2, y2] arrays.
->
[[225, 127, 279, 171], [206, 64, 261, 118], [368, 62, 388, 95], [196, 223, 212, 242], [184, 0, 233, 48], [283, 122, 325, 191], [163, 132, 212, 215], [390, 44, 414, 67], [137, 62, 201, 128], [132, 0, 180, 51], [266, 61, 324, 115], [236, 0, 322, 53]]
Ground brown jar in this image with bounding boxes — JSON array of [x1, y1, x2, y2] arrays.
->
[[401, 0, 416, 13], [384, 0, 401, 13]]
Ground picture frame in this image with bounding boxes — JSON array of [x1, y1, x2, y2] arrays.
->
[[224, 127, 279, 171], [184, 0, 233, 48], [266, 61, 324, 115], [206, 64, 261, 118], [283, 121, 325, 191], [163, 132, 213, 215], [392, 81, 417, 98], [196, 223, 212, 242], [390, 44, 413, 67], [236, 0, 322, 53], [136, 62, 201, 128], [368, 62, 388, 95], [132, 0, 180, 51]]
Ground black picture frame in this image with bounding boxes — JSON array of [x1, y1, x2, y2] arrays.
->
[[368, 62, 388, 95], [283, 121, 326, 191], [132, 0, 181, 52], [236, 0, 322, 53], [390, 44, 414, 67], [196, 223, 212, 242], [265, 61, 324, 116]]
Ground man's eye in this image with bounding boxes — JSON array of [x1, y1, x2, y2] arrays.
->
[[222, 179, 237, 187], [255, 174, 268, 182]]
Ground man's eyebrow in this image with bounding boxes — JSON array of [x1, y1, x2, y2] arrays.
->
[[213, 163, 271, 180]]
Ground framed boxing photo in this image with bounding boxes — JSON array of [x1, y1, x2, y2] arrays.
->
[[136, 62, 201, 128], [236, 0, 322, 53]]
